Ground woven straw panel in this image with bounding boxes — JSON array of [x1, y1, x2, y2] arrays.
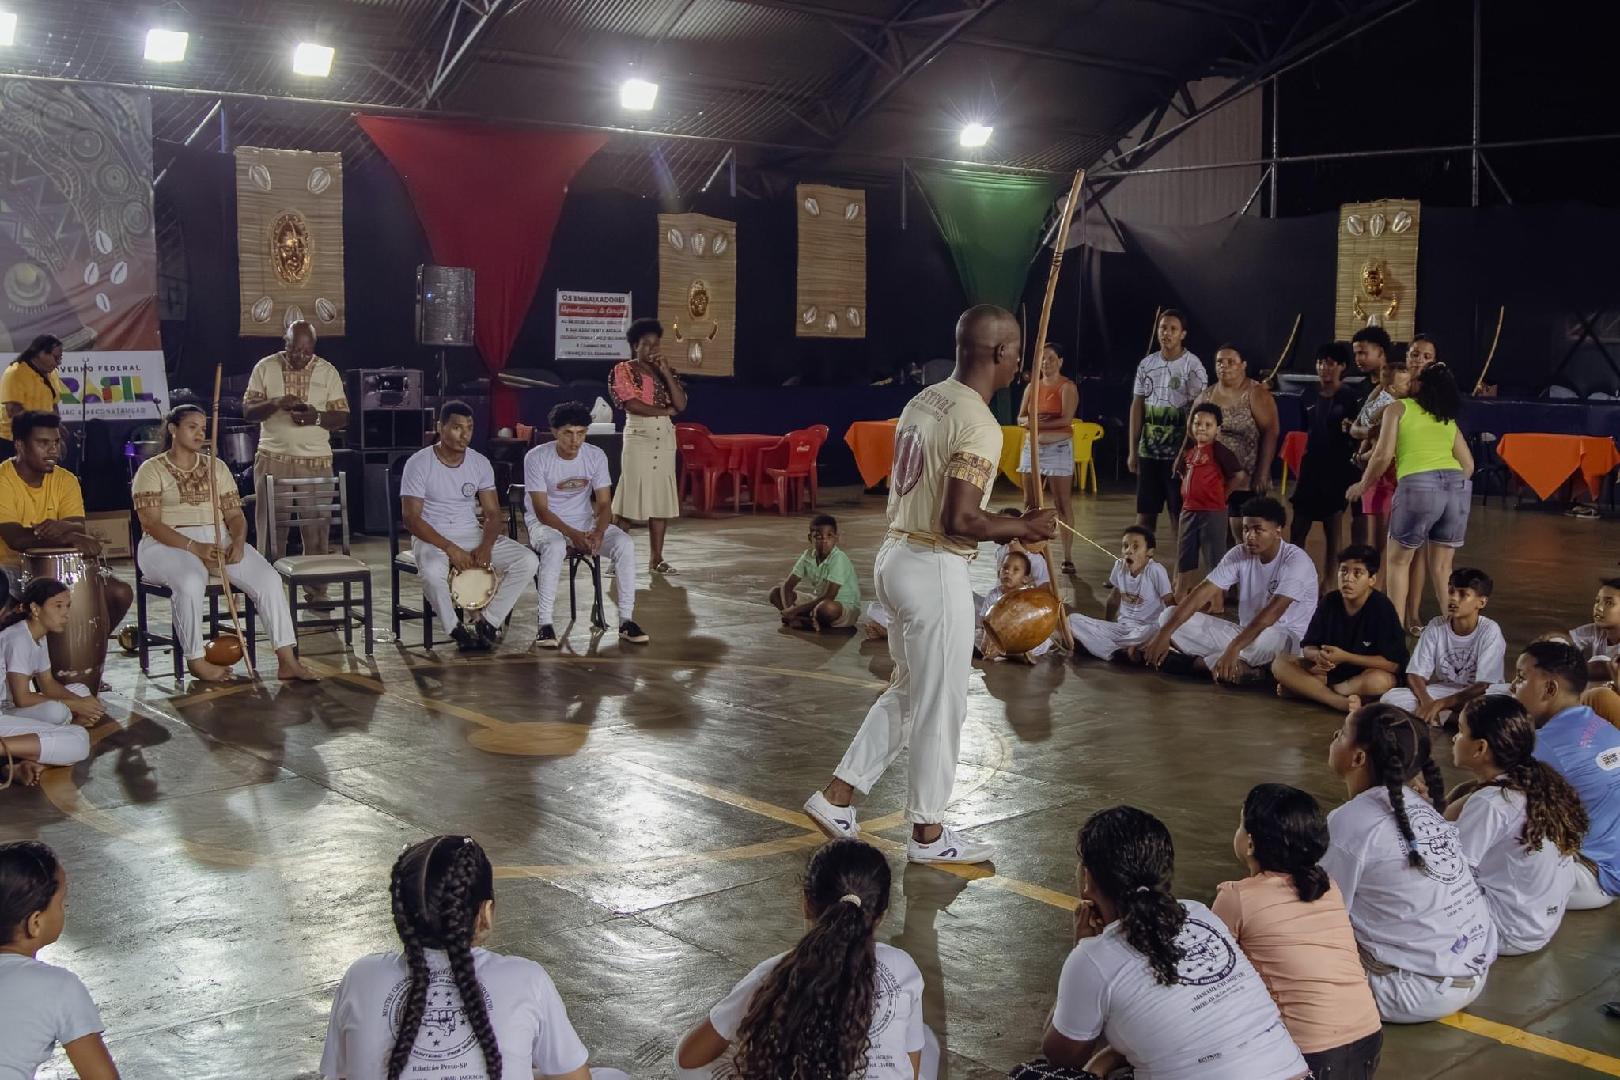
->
[[658, 212, 736, 376], [236, 147, 345, 335], [795, 184, 867, 339], [1335, 198, 1420, 342]]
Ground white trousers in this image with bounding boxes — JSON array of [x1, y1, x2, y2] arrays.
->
[[138, 526, 294, 660], [1568, 859, 1616, 910], [1068, 614, 1155, 660], [0, 715, 89, 765], [834, 538, 975, 825], [412, 532, 538, 635], [3, 683, 92, 727], [1367, 967, 1486, 1024], [532, 523, 635, 624], [1382, 685, 1468, 720], [1158, 609, 1299, 667]]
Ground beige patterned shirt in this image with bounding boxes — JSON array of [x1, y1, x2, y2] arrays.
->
[[133, 452, 240, 530], [243, 352, 348, 461], [886, 378, 1002, 556]]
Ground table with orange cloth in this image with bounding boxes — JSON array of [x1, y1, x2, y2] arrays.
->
[[1497, 433, 1620, 501], [844, 419, 1026, 489]]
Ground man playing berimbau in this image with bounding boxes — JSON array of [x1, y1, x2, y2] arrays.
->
[[803, 305, 1055, 864]]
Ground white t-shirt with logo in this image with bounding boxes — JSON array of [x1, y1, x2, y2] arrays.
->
[[1322, 786, 1498, 977], [523, 442, 611, 535], [1456, 785, 1575, 955], [1408, 616, 1506, 686], [1050, 898, 1305, 1080], [1205, 542, 1319, 642], [1111, 559, 1174, 629], [1569, 623, 1617, 663], [321, 948, 588, 1080], [709, 942, 926, 1080], [400, 446, 496, 539], [0, 954, 105, 1080], [0, 619, 49, 709], [888, 379, 1003, 556]]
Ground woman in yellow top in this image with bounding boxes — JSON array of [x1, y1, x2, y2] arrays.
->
[[1346, 362, 1474, 634], [132, 405, 318, 683], [0, 335, 66, 460]]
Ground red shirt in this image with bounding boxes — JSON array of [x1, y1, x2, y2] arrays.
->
[[1176, 440, 1242, 512]]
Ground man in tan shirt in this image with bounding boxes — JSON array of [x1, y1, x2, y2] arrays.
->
[[242, 320, 349, 603], [803, 305, 1055, 865]]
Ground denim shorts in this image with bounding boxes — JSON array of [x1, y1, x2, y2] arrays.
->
[[1389, 468, 1471, 548]]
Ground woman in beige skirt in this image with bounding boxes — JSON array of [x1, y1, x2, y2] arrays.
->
[[609, 318, 686, 574]]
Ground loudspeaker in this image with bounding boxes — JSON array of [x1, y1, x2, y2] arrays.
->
[[416, 265, 475, 346]]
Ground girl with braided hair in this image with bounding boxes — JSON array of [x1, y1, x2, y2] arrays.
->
[[676, 838, 933, 1080], [322, 836, 618, 1080], [1038, 806, 1305, 1080], [1323, 700, 1498, 1023], [1447, 695, 1588, 955], [1215, 785, 1383, 1079]]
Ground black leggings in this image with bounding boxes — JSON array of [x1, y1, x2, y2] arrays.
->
[[1303, 1028, 1383, 1079]]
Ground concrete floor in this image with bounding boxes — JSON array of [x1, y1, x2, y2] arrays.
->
[[4, 483, 1618, 1079]]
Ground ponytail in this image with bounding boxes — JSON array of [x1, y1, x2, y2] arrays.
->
[[1078, 806, 1186, 986], [0, 578, 69, 631], [161, 404, 206, 450], [731, 839, 888, 1080], [1349, 703, 1446, 870], [1461, 696, 1590, 856], [1241, 783, 1332, 903]]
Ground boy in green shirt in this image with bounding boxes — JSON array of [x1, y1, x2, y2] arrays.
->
[[770, 514, 861, 631]]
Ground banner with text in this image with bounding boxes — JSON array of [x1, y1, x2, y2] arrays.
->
[[555, 290, 631, 360], [57, 351, 170, 421]]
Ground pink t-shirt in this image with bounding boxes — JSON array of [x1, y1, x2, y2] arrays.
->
[[1212, 872, 1381, 1054]]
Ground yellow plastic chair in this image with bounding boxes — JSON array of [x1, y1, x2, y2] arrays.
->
[[1072, 421, 1103, 493]]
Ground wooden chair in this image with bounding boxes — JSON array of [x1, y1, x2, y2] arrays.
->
[[261, 474, 373, 655], [129, 513, 259, 681]]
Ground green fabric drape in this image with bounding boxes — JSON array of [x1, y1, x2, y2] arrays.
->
[[912, 166, 1062, 312]]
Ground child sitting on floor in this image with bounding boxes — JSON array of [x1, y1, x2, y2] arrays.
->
[[1570, 579, 1620, 728], [771, 514, 861, 632], [0, 579, 108, 728], [1172, 402, 1247, 600], [1383, 567, 1505, 726], [1447, 695, 1587, 955], [861, 512, 1046, 641], [676, 838, 935, 1080], [1214, 784, 1383, 1080], [975, 550, 1054, 662], [1068, 525, 1173, 662], [0, 841, 120, 1080], [1271, 544, 1407, 711]]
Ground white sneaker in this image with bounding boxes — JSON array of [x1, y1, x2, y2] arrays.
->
[[803, 791, 859, 838], [907, 825, 994, 864]]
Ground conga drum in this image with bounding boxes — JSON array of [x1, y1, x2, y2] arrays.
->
[[20, 547, 110, 688]]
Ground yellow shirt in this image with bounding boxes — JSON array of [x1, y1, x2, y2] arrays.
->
[[0, 460, 86, 562], [132, 452, 240, 530], [0, 362, 67, 440], [886, 378, 1003, 556], [242, 353, 349, 461]]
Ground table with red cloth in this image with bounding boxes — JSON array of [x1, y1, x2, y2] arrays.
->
[[1497, 433, 1620, 501], [1278, 430, 1308, 495], [708, 433, 784, 507]]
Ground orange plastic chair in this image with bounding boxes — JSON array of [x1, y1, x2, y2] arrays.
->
[[1071, 421, 1103, 494]]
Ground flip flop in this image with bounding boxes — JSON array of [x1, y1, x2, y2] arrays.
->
[[1061, 561, 1077, 575], [651, 561, 677, 574]]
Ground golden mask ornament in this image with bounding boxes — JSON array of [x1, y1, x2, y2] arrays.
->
[[271, 210, 313, 285], [673, 277, 719, 366]]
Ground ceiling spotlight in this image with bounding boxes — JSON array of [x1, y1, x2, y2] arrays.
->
[[293, 42, 335, 77], [0, 12, 17, 48], [959, 123, 993, 148], [620, 78, 658, 111], [144, 28, 189, 63]]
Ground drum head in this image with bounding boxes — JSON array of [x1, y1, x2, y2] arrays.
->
[[449, 567, 497, 611]]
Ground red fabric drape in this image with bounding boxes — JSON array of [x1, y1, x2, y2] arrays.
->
[[356, 116, 606, 427]]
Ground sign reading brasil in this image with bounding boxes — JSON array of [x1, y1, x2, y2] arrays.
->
[[56, 352, 171, 420]]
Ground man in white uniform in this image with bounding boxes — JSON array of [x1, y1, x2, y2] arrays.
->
[[803, 305, 1055, 865], [523, 400, 647, 648], [1142, 495, 1318, 683], [400, 401, 538, 652]]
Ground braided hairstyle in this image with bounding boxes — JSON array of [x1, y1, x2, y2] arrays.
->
[[1349, 702, 1447, 869], [386, 836, 499, 1080], [731, 839, 889, 1080], [1241, 784, 1332, 902], [1078, 806, 1186, 986], [0, 840, 61, 944], [1460, 696, 1589, 856]]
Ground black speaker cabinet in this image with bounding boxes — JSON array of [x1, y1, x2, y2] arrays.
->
[[416, 265, 475, 347]]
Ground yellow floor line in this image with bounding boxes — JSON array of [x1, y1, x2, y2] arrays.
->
[[1437, 1013, 1620, 1076]]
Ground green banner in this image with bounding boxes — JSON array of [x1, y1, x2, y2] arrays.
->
[[912, 166, 1062, 312]]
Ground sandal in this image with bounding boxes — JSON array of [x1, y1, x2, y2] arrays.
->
[[651, 560, 677, 575], [1060, 560, 1077, 575]]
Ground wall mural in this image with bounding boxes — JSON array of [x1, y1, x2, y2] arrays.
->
[[657, 212, 735, 376], [236, 146, 346, 335]]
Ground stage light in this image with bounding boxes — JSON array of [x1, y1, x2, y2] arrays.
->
[[620, 78, 658, 111], [293, 42, 335, 77], [959, 123, 993, 148], [0, 13, 17, 48], [144, 28, 189, 63]]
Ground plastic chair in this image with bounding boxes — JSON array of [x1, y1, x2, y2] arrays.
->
[[759, 430, 818, 515], [676, 424, 743, 515], [1071, 421, 1103, 494], [805, 423, 830, 507]]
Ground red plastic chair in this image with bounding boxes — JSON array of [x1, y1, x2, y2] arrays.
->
[[758, 430, 818, 515], [805, 423, 829, 507], [676, 424, 743, 514]]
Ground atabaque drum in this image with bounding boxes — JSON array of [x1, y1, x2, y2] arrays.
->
[[981, 585, 1061, 657], [20, 547, 109, 689]]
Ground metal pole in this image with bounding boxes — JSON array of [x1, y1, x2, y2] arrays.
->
[[152, 99, 225, 187], [219, 102, 231, 152], [1471, 0, 1481, 206], [900, 159, 908, 230], [1268, 76, 1279, 216]]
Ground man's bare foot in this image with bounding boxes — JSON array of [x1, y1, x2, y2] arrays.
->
[[862, 623, 887, 642], [188, 657, 232, 682], [5, 760, 46, 787], [278, 658, 322, 682]]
